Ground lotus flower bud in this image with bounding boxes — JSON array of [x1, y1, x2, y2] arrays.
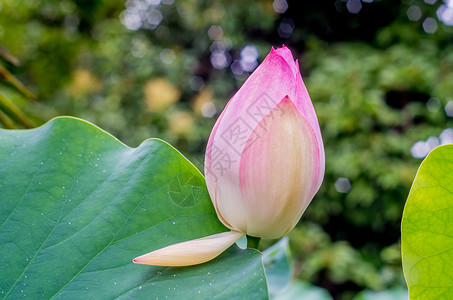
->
[[133, 45, 324, 266], [204, 45, 324, 239]]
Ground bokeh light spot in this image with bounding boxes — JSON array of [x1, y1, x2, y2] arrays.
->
[[120, 0, 165, 31], [208, 25, 223, 41], [201, 102, 217, 118], [422, 17, 438, 33], [440, 128, 453, 144], [346, 0, 362, 14], [120, 11, 142, 31], [210, 50, 230, 69], [239, 45, 259, 72], [278, 18, 295, 38], [437, 2, 453, 26], [445, 101, 453, 117], [144, 9, 163, 29], [426, 97, 441, 112], [160, 48, 175, 64], [147, 0, 161, 6], [189, 76, 205, 91], [411, 136, 440, 158], [272, 0, 288, 14], [407, 5, 422, 21], [230, 60, 243, 76], [335, 177, 351, 193]]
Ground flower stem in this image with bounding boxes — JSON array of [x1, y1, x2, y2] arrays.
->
[[246, 235, 261, 249]]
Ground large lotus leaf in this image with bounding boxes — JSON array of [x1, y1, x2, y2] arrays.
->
[[262, 237, 291, 297], [401, 144, 453, 299], [263, 237, 331, 300], [273, 280, 332, 300], [0, 117, 267, 299]]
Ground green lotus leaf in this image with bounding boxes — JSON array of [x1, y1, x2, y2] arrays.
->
[[0, 116, 267, 299], [402, 144, 453, 299]]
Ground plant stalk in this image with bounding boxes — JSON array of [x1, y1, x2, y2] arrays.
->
[[246, 235, 261, 249]]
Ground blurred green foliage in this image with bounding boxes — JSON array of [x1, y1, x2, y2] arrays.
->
[[0, 45, 37, 128], [1, 0, 452, 299]]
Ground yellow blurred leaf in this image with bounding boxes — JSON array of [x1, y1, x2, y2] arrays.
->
[[69, 69, 103, 96], [144, 78, 181, 112], [169, 110, 194, 136], [0, 64, 36, 100], [0, 91, 35, 128], [0, 109, 15, 128], [0, 45, 20, 66]]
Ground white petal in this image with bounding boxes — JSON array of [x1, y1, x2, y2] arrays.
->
[[133, 231, 244, 267]]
